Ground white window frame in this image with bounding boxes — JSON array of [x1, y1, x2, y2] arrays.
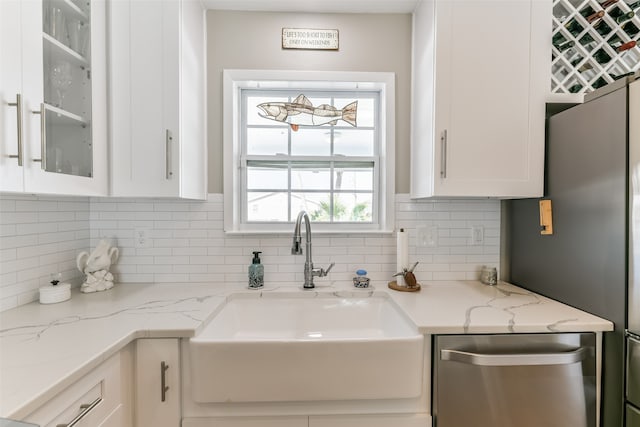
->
[[223, 69, 395, 234]]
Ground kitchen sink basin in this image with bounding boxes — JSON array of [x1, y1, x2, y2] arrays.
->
[[188, 292, 424, 403]]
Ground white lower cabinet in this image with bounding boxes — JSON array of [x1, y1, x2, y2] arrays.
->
[[22, 348, 132, 427], [135, 338, 181, 427], [183, 414, 430, 427]]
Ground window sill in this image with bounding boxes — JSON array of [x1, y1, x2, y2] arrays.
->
[[223, 228, 394, 236]]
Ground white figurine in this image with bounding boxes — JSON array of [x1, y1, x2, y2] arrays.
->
[[77, 239, 120, 293]]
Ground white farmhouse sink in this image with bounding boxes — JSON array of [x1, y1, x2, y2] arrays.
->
[[189, 292, 424, 403]]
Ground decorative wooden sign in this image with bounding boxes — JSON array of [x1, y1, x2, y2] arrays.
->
[[282, 28, 339, 50]]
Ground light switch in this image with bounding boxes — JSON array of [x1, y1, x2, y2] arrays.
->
[[470, 226, 484, 245], [417, 225, 438, 247]]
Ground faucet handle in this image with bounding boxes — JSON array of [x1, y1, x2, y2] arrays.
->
[[321, 262, 335, 276]]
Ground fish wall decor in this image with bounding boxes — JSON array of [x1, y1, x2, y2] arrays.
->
[[257, 94, 357, 131]]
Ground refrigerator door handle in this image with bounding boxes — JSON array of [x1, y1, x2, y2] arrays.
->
[[440, 347, 587, 366]]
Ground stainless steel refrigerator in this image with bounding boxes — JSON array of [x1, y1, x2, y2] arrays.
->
[[507, 72, 640, 427]]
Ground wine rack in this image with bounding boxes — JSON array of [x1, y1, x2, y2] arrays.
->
[[552, 0, 640, 95]]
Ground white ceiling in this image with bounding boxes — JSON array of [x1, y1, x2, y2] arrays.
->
[[202, 0, 419, 14]]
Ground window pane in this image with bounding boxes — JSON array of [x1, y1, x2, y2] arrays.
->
[[247, 192, 288, 222], [292, 163, 330, 190], [334, 164, 373, 191], [247, 96, 289, 126], [247, 163, 288, 190], [247, 128, 288, 155], [335, 97, 375, 128], [334, 193, 373, 222], [334, 129, 374, 156], [291, 128, 330, 156], [291, 193, 331, 222]]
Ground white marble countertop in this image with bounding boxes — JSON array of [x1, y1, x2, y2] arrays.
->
[[0, 280, 612, 419]]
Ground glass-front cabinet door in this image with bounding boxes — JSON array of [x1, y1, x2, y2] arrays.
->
[[42, 0, 93, 177], [1, 0, 105, 195]]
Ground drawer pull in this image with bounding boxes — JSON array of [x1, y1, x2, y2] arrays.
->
[[161, 361, 170, 402], [165, 129, 173, 179], [440, 347, 587, 366], [32, 104, 46, 170], [56, 396, 102, 427], [7, 93, 24, 166]]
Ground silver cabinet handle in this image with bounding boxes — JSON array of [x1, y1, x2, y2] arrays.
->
[[161, 361, 170, 402], [440, 129, 447, 178], [7, 94, 24, 166], [32, 103, 46, 170], [56, 397, 102, 427], [165, 129, 173, 179], [440, 347, 587, 366]]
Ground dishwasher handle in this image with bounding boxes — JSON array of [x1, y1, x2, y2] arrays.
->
[[440, 347, 587, 366]]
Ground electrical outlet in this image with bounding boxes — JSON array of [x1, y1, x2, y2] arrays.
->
[[134, 228, 151, 249], [470, 226, 484, 246], [417, 225, 438, 247]]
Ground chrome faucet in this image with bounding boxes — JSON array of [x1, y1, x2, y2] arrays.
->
[[291, 210, 334, 289]]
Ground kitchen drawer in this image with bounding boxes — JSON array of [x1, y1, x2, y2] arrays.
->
[[23, 352, 123, 427]]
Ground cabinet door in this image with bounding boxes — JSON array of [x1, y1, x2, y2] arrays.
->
[[434, 0, 544, 198], [109, 0, 206, 199], [0, 0, 42, 193], [1, 0, 107, 196], [135, 339, 181, 427], [110, 0, 180, 197], [0, 0, 25, 191], [411, 0, 546, 198], [309, 414, 431, 427]]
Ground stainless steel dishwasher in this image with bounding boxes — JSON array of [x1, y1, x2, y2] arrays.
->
[[433, 333, 596, 427]]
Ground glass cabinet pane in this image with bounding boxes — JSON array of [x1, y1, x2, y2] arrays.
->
[[42, 0, 92, 177]]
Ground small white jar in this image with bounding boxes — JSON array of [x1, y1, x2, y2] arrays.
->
[[39, 282, 71, 304]]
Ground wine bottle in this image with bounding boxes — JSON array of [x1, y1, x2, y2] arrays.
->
[[627, 0, 640, 10], [579, 32, 597, 46], [568, 83, 583, 93], [593, 48, 612, 63], [580, 5, 596, 16], [594, 19, 613, 36], [557, 40, 576, 52], [609, 6, 625, 17], [616, 11, 635, 23], [618, 40, 637, 51], [592, 77, 609, 89], [578, 62, 594, 72], [601, 0, 620, 9], [612, 71, 634, 80], [564, 18, 584, 36], [622, 21, 640, 37], [587, 10, 606, 22], [608, 33, 624, 46], [570, 54, 585, 66], [553, 31, 567, 46]]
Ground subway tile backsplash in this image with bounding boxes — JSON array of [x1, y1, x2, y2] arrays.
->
[[0, 193, 499, 312], [0, 194, 90, 312]]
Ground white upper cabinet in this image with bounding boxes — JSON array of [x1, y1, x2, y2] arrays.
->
[[109, 0, 207, 200], [0, 0, 108, 196], [410, 0, 549, 198]]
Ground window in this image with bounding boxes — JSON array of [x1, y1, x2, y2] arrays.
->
[[224, 70, 395, 233]]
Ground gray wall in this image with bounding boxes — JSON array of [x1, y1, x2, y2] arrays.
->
[[206, 10, 412, 193]]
